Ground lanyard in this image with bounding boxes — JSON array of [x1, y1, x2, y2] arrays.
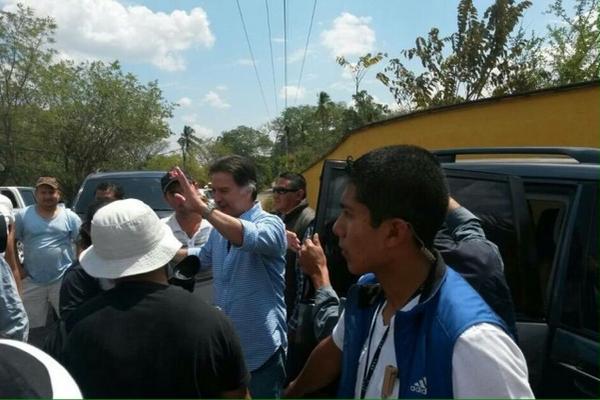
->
[[360, 303, 391, 399]]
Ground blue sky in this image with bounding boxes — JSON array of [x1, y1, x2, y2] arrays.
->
[[1, 0, 566, 151]]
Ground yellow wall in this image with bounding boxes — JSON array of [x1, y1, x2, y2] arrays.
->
[[303, 83, 600, 207]]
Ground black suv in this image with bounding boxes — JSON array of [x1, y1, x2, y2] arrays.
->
[[314, 147, 599, 398], [72, 171, 172, 219]]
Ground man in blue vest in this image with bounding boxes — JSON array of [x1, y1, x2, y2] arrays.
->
[[285, 145, 533, 398]]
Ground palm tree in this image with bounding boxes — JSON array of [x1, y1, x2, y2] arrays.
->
[[316, 91, 334, 135], [177, 125, 197, 170]]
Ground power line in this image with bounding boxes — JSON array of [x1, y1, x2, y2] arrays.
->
[[294, 0, 318, 105], [283, 0, 289, 165], [283, 0, 289, 111], [235, 0, 271, 119], [265, 0, 279, 115]]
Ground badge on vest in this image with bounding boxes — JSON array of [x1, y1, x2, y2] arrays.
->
[[381, 365, 398, 398]]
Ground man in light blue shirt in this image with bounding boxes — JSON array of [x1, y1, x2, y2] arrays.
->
[[170, 156, 287, 398], [14, 177, 81, 331]]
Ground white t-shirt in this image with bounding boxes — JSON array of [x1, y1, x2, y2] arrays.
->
[[332, 300, 533, 399]]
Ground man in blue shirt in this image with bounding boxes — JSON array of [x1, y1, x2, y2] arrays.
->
[[170, 156, 287, 399], [14, 177, 81, 335]]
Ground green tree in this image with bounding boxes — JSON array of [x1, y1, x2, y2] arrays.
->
[[212, 125, 274, 188], [143, 152, 209, 185], [0, 4, 56, 183], [337, 52, 386, 96], [271, 94, 350, 172], [377, 0, 537, 110], [37, 60, 174, 197], [545, 0, 599, 84]]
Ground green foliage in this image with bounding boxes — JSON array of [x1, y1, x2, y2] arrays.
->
[[337, 52, 386, 95], [36, 60, 173, 197], [0, 4, 56, 183], [143, 153, 208, 186], [210, 125, 274, 189], [0, 5, 174, 199], [375, 0, 598, 111], [545, 0, 599, 84], [377, 0, 536, 110]]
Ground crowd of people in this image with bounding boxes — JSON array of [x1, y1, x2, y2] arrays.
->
[[1, 146, 534, 398]]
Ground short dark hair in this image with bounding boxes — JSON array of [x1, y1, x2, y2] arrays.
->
[[78, 199, 114, 250], [209, 155, 258, 200], [347, 145, 448, 248], [94, 182, 124, 199], [278, 172, 307, 196]]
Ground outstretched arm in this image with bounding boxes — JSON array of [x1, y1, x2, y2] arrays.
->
[[171, 167, 245, 246], [284, 335, 342, 397]]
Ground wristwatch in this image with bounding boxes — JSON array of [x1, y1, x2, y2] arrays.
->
[[202, 201, 217, 219]]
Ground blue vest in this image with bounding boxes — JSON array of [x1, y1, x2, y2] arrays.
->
[[338, 265, 507, 398]]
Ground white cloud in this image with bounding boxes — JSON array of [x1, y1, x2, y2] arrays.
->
[[280, 85, 306, 100], [287, 47, 313, 64], [321, 12, 375, 58], [177, 97, 192, 107], [180, 114, 215, 137], [202, 91, 230, 109], [216, 85, 228, 91], [2, 0, 215, 71], [329, 80, 354, 93], [190, 124, 214, 138], [237, 58, 256, 66]]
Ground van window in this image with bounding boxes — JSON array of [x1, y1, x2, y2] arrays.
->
[[446, 175, 545, 320], [75, 176, 171, 216], [19, 189, 36, 206], [560, 184, 599, 338]]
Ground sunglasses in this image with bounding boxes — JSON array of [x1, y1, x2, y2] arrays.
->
[[272, 187, 299, 194]]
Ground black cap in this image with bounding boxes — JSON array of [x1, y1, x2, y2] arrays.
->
[[161, 171, 191, 193]]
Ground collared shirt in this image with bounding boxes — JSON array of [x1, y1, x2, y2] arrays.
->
[[162, 214, 213, 249], [162, 214, 213, 282], [200, 201, 287, 371]]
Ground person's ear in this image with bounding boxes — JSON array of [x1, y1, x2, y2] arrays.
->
[[382, 218, 411, 248]]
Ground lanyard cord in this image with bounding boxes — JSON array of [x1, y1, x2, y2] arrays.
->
[[360, 302, 391, 399]]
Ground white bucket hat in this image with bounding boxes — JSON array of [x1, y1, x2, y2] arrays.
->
[[80, 199, 182, 279]]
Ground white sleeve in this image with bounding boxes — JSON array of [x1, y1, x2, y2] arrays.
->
[[331, 309, 345, 350], [452, 323, 534, 399]]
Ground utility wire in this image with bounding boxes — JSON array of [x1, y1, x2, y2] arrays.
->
[[283, 0, 288, 111], [294, 0, 318, 105], [265, 0, 279, 115], [235, 0, 271, 119], [282, 0, 289, 166]]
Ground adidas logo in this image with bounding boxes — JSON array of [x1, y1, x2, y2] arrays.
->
[[409, 377, 428, 395]]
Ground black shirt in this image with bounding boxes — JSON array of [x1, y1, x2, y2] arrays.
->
[[59, 262, 101, 321], [62, 281, 249, 398]]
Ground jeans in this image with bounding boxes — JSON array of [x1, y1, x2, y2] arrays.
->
[[249, 346, 286, 398]]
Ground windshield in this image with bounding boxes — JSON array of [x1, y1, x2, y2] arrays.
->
[[74, 176, 172, 215], [19, 189, 36, 206]]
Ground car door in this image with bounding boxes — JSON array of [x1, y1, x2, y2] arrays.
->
[[439, 168, 552, 387], [540, 181, 600, 398], [314, 160, 356, 296]]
